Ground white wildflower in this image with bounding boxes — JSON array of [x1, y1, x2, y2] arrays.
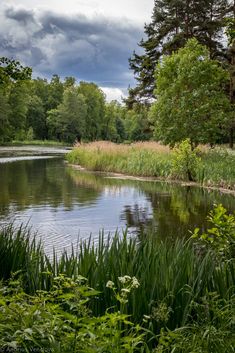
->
[[131, 277, 140, 288], [106, 280, 115, 289], [118, 275, 131, 284]]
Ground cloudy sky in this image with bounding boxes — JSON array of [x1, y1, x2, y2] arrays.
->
[[0, 0, 154, 101]]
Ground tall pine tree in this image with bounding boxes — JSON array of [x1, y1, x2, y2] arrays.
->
[[126, 0, 231, 107]]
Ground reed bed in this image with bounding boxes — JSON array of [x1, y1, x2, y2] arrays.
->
[[69, 141, 172, 178], [0, 224, 234, 332], [74, 140, 170, 153], [67, 141, 235, 190]]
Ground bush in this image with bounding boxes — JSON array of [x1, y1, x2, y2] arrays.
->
[[171, 139, 202, 181], [191, 204, 235, 257]]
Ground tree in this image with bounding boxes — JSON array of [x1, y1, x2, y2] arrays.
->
[[77, 82, 105, 140], [0, 57, 32, 85], [124, 104, 152, 141], [47, 87, 87, 143], [0, 87, 11, 142], [26, 78, 49, 140], [8, 81, 30, 140], [0, 58, 31, 142], [103, 101, 126, 142], [47, 75, 64, 111], [26, 95, 47, 140], [127, 0, 231, 106], [226, 3, 235, 147], [150, 39, 231, 146]]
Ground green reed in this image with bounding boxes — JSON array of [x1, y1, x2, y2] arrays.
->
[[0, 224, 234, 334], [67, 143, 235, 190]]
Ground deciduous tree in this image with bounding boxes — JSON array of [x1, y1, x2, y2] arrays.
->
[[150, 39, 231, 146]]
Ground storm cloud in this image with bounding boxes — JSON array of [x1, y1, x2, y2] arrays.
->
[[0, 4, 144, 91]]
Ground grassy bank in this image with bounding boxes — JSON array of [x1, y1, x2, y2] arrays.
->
[[66, 141, 235, 190], [0, 205, 235, 352], [9, 139, 70, 147]]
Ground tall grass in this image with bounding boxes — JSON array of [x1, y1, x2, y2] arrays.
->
[[68, 141, 172, 178], [0, 224, 46, 292], [1, 224, 234, 332], [66, 141, 235, 190]]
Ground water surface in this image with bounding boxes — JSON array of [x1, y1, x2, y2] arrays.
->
[[0, 147, 234, 254]]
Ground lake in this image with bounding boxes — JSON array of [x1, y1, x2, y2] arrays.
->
[[0, 146, 234, 254]]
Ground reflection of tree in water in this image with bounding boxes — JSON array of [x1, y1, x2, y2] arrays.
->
[[1, 159, 234, 240], [65, 169, 235, 240], [141, 183, 235, 239], [120, 204, 154, 233], [0, 159, 102, 216]]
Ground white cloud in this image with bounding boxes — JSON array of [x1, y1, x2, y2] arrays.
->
[[4, 0, 154, 23], [0, 1, 152, 95], [101, 87, 126, 102]]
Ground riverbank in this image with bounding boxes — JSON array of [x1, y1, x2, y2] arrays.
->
[[7, 139, 71, 147], [66, 141, 235, 192]]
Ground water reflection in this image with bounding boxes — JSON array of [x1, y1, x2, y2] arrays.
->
[[0, 154, 234, 254], [67, 168, 235, 238]]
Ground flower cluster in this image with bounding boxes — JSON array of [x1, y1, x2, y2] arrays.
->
[[106, 280, 115, 289], [106, 275, 140, 306], [118, 276, 140, 289]]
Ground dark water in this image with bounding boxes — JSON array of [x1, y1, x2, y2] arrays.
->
[[0, 147, 234, 254]]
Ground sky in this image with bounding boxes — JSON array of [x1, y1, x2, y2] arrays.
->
[[0, 0, 154, 101]]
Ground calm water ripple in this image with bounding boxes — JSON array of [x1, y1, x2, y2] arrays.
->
[[0, 146, 234, 255]]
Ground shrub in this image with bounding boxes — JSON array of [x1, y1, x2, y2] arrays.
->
[[191, 204, 235, 257], [171, 139, 202, 181]]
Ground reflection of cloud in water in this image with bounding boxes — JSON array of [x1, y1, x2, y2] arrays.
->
[[0, 156, 55, 163], [0, 157, 234, 257], [1, 187, 153, 256]]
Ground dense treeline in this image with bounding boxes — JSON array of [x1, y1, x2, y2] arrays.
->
[[0, 62, 151, 144]]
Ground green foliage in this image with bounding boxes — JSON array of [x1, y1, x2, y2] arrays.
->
[[8, 81, 30, 139], [25, 127, 34, 140], [26, 94, 47, 140], [102, 101, 126, 142], [47, 88, 87, 143], [67, 142, 235, 189], [0, 57, 32, 85], [225, 18, 235, 44], [200, 148, 235, 189], [191, 204, 235, 256], [156, 293, 235, 353], [151, 39, 231, 146], [127, 0, 231, 104], [0, 203, 235, 351], [0, 86, 11, 143], [171, 139, 202, 181], [46, 74, 64, 111], [0, 58, 31, 143], [77, 82, 106, 141], [0, 274, 146, 352], [0, 224, 45, 292], [124, 104, 152, 141]]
